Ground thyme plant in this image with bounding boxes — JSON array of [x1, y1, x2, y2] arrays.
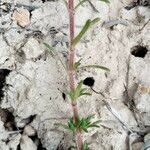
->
[[45, 0, 110, 149]]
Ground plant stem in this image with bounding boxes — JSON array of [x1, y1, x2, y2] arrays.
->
[[68, 0, 83, 149]]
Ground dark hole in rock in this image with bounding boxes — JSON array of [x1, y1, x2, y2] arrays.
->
[[125, 0, 150, 10], [0, 69, 11, 101], [56, 143, 65, 150], [62, 93, 66, 101], [0, 3, 11, 13], [38, 141, 47, 150], [0, 108, 17, 131], [83, 77, 95, 87], [110, 26, 114, 30], [131, 46, 148, 58], [21, 115, 37, 126], [17, 144, 21, 150], [50, 27, 59, 35], [134, 0, 150, 6], [2, 21, 7, 25], [29, 134, 46, 150], [32, 30, 44, 39], [28, 9, 33, 18], [41, 0, 56, 3], [29, 134, 38, 142]]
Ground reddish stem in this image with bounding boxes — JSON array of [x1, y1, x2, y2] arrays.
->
[[68, 0, 83, 149]]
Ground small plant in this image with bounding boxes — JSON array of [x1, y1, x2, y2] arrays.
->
[[45, 0, 110, 149]]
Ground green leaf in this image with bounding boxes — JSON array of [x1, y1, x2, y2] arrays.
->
[[80, 65, 110, 71], [55, 123, 70, 130], [43, 43, 55, 56], [92, 120, 101, 125], [75, 0, 109, 10], [99, 0, 110, 3], [89, 124, 100, 128], [83, 142, 90, 150], [74, 59, 82, 70], [77, 115, 101, 132], [43, 43, 67, 70], [86, 114, 95, 122], [75, 0, 88, 10], [68, 146, 76, 150], [63, 0, 68, 6], [67, 81, 91, 101], [68, 118, 76, 132], [72, 20, 91, 47], [90, 18, 101, 26], [68, 91, 74, 100], [80, 92, 92, 96], [72, 18, 100, 47], [74, 81, 84, 99], [82, 127, 88, 133]]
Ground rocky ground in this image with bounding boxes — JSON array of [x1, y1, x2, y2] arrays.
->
[[0, 0, 150, 150]]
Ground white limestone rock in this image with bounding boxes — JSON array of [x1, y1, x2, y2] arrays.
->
[[7, 134, 21, 150], [24, 125, 36, 136], [20, 135, 37, 150], [22, 37, 44, 59], [0, 141, 9, 150], [0, 120, 8, 140]]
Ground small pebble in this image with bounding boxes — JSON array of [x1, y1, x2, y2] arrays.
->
[[24, 125, 36, 136]]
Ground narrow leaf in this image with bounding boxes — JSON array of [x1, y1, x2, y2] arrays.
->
[[99, 0, 110, 3], [86, 114, 95, 122], [82, 127, 88, 133], [74, 81, 83, 99], [63, 0, 68, 6], [89, 124, 100, 128], [74, 59, 82, 70], [68, 146, 76, 150], [80, 92, 92, 96], [68, 91, 74, 100], [75, 0, 88, 10], [43, 43, 55, 56], [92, 120, 101, 125], [55, 123, 70, 130], [72, 18, 100, 47], [80, 65, 110, 71], [72, 20, 91, 47], [83, 142, 90, 150], [90, 18, 100, 26]]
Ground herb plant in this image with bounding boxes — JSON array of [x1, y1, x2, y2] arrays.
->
[[45, 0, 110, 149]]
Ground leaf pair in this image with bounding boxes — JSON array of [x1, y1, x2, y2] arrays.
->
[[68, 81, 91, 101]]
